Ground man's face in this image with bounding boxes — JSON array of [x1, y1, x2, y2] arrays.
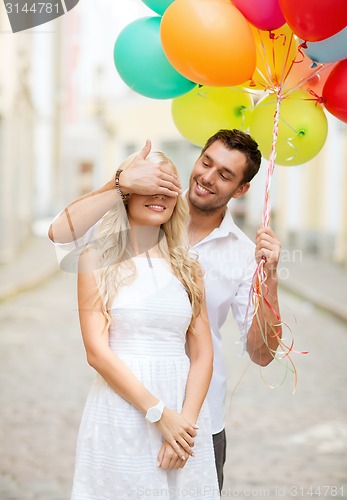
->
[[188, 140, 250, 213]]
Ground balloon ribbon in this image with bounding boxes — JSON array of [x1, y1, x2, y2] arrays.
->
[[249, 92, 308, 394]]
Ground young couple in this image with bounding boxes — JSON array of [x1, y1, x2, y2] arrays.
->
[[49, 129, 282, 499]]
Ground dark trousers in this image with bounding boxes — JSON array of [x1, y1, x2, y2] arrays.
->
[[212, 429, 226, 492]]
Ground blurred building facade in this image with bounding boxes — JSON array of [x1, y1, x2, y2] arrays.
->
[[0, 0, 346, 266], [0, 7, 35, 262]]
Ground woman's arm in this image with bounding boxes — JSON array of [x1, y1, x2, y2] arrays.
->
[[48, 141, 181, 244], [48, 185, 120, 244], [158, 274, 214, 469], [180, 280, 214, 424], [77, 248, 196, 458]]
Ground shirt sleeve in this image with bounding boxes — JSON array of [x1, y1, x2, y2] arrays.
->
[[230, 254, 256, 353]]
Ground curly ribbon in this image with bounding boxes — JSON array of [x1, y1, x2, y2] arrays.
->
[[197, 87, 254, 131], [254, 29, 277, 90], [283, 61, 334, 96], [306, 89, 325, 106], [281, 32, 298, 87], [262, 92, 282, 227], [279, 115, 301, 162], [251, 29, 297, 92], [249, 89, 308, 394], [294, 40, 308, 64], [241, 30, 314, 393], [248, 92, 286, 380], [250, 256, 309, 394]]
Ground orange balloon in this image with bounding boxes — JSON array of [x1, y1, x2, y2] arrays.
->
[[160, 0, 256, 87], [243, 24, 298, 90]]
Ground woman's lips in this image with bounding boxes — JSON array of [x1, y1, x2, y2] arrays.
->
[[145, 204, 166, 212]]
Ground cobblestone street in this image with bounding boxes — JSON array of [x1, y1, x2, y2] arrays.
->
[[0, 270, 346, 499]]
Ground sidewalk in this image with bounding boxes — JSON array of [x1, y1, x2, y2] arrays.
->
[[0, 235, 346, 323], [0, 236, 59, 303], [0, 235, 346, 499], [278, 251, 347, 323]]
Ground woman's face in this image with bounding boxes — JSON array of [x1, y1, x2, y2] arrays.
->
[[126, 193, 177, 227]]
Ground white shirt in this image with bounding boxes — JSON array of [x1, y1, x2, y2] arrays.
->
[[51, 207, 256, 434], [192, 208, 256, 434]]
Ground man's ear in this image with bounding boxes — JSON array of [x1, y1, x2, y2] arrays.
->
[[234, 182, 250, 199]]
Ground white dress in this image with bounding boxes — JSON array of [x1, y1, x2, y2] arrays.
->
[[71, 256, 220, 500]]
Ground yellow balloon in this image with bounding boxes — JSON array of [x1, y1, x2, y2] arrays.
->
[[249, 90, 328, 166], [172, 86, 253, 147], [244, 24, 299, 90]]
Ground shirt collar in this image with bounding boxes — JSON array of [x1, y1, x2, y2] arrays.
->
[[197, 208, 244, 247], [216, 208, 241, 239]]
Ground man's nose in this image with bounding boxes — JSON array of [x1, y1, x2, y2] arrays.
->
[[201, 168, 216, 185]]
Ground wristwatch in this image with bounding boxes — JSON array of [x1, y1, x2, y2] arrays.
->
[[145, 400, 165, 423]]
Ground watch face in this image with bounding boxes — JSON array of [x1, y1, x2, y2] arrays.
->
[[147, 407, 161, 423]]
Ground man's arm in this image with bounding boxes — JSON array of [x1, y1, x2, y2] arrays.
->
[[246, 226, 282, 366], [48, 140, 182, 243]]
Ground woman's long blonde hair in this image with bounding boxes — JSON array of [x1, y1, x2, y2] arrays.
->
[[93, 151, 204, 331]]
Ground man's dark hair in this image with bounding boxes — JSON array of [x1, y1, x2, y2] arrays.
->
[[201, 129, 262, 184]]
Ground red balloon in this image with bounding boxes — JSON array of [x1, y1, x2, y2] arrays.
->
[[279, 0, 347, 42], [322, 59, 347, 123]]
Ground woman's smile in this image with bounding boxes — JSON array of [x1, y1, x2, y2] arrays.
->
[[145, 203, 166, 212]]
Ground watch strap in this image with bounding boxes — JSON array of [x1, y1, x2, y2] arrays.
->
[[145, 400, 165, 423]]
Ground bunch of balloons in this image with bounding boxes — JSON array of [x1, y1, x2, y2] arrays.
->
[[113, 0, 347, 167]]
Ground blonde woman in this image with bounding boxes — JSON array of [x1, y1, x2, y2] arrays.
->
[[71, 151, 220, 499]]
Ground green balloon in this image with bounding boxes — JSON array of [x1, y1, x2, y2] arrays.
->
[[114, 17, 195, 100], [250, 90, 328, 166], [141, 0, 174, 16], [172, 86, 253, 146]]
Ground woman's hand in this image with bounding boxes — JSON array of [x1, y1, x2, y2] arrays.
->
[[157, 441, 189, 470], [155, 407, 197, 459], [118, 140, 182, 198]]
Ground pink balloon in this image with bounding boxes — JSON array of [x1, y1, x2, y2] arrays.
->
[[231, 0, 286, 31]]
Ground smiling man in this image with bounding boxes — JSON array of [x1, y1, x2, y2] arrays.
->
[[49, 129, 282, 491]]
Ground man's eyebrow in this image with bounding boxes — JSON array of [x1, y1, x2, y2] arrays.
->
[[204, 153, 236, 178], [202, 153, 213, 163], [221, 167, 236, 178]]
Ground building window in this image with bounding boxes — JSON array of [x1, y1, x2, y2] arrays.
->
[[78, 161, 94, 195]]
